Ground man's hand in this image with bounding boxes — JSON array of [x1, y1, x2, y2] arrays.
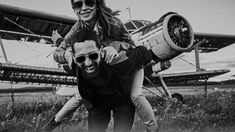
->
[[52, 30, 62, 44], [101, 46, 119, 63]]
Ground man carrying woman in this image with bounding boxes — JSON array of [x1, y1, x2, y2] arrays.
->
[[47, 0, 159, 131]]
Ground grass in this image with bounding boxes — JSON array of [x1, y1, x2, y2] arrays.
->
[[0, 91, 235, 132]]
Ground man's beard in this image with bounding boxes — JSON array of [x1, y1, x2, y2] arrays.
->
[[80, 63, 100, 78]]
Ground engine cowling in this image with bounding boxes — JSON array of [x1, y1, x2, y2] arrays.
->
[[137, 13, 194, 60]]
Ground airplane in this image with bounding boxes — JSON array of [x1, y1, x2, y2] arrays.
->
[[0, 4, 234, 101]]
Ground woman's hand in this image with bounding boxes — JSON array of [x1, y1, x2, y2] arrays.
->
[[64, 48, 73, 69], [52, 30, 62, 44], [101, 46, 119, 63]]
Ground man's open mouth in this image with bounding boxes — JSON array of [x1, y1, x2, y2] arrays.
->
[[84, 65, 96, 73]]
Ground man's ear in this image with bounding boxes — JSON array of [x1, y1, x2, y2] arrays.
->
[[72, 55, 76, 63]]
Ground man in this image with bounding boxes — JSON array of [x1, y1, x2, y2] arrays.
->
[[69, 29, 160, 132], [44, 32, 135, 132], [67, 29, 155, 132], [44, 28, 161, 132], [70, 31, 136, 132], [44, 27, 161, 132]]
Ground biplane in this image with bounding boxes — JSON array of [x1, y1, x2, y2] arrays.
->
[[0, 4, 234, 101]]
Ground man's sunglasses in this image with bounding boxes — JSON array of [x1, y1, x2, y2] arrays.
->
[[75, 52, 99, 63], [73, 0, 96, 9]]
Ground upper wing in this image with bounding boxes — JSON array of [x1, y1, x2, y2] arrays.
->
[[0, 4, 76, 43], [147, 69, 230, 85], [194, 32, 235, 53]]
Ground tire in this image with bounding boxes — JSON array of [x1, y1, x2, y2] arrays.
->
[[171, 93, 184, 103]]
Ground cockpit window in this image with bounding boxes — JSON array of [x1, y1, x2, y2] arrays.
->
[[124, 20, 152, 33], [132, 21, 144, 29], [125, 22, 136, 30]]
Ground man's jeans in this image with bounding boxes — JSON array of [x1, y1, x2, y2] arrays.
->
[[88, 94, 135, 132]]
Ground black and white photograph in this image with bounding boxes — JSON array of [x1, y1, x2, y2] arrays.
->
[[0, 0, 235, 132]]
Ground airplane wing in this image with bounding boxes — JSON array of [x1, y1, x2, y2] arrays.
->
[[0, 4, 76, 43], [147, 69, 230, 85], [194, 32, 235, 53], [0, 62, 77, 85], [1, 62, 230, 86]]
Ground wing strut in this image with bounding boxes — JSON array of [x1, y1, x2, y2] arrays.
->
[[0, 29, 52, 40], [0, 36, 10, 63], [194, 46, 201, 71], [159, 75, 172, 99], [204, 79, 208, 97], [144, 75, 173, 100], [3, 17, 52, 43], [194, 41, 209, 97], [193, 40, 206, 72], [4, 17, 36, 34], [143, 76, 169, 100]]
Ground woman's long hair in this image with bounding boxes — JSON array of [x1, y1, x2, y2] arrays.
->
[[71, 0, 121, 38], [96, 0, 123, 39]]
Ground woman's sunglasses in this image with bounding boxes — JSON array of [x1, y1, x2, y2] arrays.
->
[[73, 0, 96, 9], [75, 52, 99, 63]]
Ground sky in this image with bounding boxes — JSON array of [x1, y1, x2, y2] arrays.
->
[[0, 0, 235, 81], [0, 0, 235, 35]]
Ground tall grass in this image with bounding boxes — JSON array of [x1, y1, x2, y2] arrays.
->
[[0, 91, 235, 132], [146, 91, 235, 132]]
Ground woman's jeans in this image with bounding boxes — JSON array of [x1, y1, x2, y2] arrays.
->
[[131, 68, 158, 131], [54, 93, 81, 122]]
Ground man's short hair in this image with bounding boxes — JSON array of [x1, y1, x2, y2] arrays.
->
[[70, 30, 101, 53]]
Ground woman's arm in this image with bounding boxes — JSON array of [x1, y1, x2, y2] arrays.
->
[[108, 18, 135, 52], [53, 21, 84, 64]]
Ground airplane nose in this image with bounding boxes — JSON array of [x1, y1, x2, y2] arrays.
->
[[168, 16, 193, 49], [173, 27, 181, 38], [149, 13, 194, 60]]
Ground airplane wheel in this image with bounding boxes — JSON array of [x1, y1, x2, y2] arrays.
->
[[171, 93, 184, 103]]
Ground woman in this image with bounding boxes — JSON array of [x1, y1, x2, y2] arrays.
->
[[53, 0, 159, 131]]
